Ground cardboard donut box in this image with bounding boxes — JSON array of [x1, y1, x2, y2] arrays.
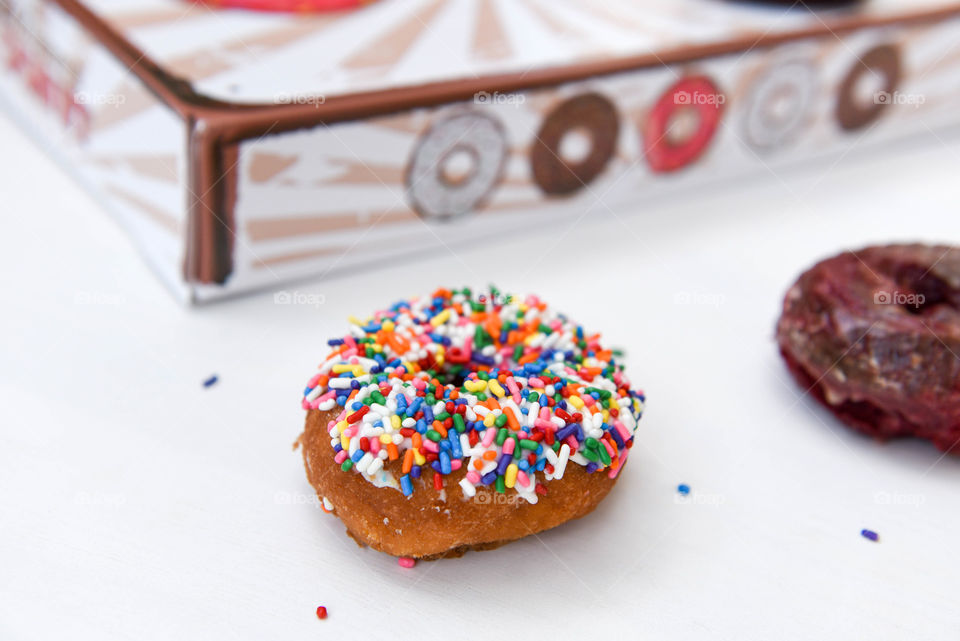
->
[[3, 0, 960, 304]]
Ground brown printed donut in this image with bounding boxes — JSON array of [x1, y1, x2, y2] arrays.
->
[[777, 244, 960, 452], [531, 93, 620, 196], [406, 111, 508, 220], [643, 76, 725, 173], [835, 44, 902, 132]]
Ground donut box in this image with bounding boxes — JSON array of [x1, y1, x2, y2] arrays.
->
[[3, 0, 960, 303]]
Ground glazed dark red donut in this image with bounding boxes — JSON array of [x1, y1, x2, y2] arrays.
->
[[835, 44, 902, 131], [198, 0, 373, 11], [531, 93, 620, 196], [777, 244, 960, 452], [643, 75, 724, 173]]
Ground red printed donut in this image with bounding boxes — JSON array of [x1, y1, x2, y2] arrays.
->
[[835, 44, 902, 132], [198, 0, 374, 12], [531, 93, 620, 196], [643, 76, 724, 173]]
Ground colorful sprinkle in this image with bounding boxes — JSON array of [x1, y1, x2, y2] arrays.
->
[[316, 606, 327, 620], [677, 483, 690, 496], [861, 529, 879, 542], [203, 374, 218, 388], [300, 288, 645, 504], [397, 556, 416, 568]]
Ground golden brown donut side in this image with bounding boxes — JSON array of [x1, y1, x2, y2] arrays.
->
[[299, 409, 623, 559]]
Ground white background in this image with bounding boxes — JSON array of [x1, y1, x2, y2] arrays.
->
[[2, 111, 960, 640]]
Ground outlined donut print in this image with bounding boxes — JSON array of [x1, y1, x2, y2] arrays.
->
[[531, 92, 620, 196], [835, 44, 902, 132], [406, 110, 508, 220], [742, 59, 818, 151], [643, 75, 725, 173]]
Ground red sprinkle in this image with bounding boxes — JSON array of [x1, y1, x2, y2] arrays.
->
[[398, 556, 416, 568], [316, 606, 328, 620]]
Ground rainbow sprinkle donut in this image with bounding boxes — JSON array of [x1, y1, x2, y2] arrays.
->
[[300, 287, 645, 514]]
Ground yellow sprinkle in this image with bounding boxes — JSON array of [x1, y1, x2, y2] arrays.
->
[[390, 415, 401, 430], [483, 413, 496, 428], [348, 315, 363, 325], [601, 410, 610, 422], [488, 380, 506, 398], [465, 379, 488, 393], [505, 464, 518, 488], [336, 420, 348, 434], [379, 434, 392, 445], [413, 450, 426, 466], [430, 309, 451, 327], [340, 433, 349, 448], [331, 364, 354, 374], [382, 320, 395, 332], [568, 396, 585, 409]]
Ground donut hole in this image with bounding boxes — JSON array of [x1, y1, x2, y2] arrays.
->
[[852, 67, 888, 109], [893, 264, 957, 314], [438, 146, 479, 188], [665, 106, 701, 146], [763, 84, 801, 127], [558, 127, 594, 166]]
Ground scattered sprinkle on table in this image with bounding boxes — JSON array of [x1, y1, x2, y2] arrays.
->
[[677, 483, 690, 496], [398, 556, 416, 568], [316, 606, 328, 620], [861, 529, 879, 542], [203, 374, 218, 388]]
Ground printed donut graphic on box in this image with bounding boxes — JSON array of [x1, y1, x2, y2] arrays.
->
[[405, 110, 508, 220], [742, 59, 819, 151], [643, 76, 725, 173], [531, 93, 620, 196], [835, 44, 903, 131]]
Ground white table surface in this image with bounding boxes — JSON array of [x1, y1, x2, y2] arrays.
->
[[2, 109, 960, 640]]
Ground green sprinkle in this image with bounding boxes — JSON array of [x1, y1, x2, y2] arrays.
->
[[425, 429, 443, 442], [495, 428, 508, 446], [494, 413, 508, 428], [453, 414, 465, 433], [597, 443, 612, 465], [495, 476, 505, 494], [519, 439, 539, 451], [341, 460, 354, 472], [435, 411, 451, 422], [581, 448, 599, 462], [584, 437, 600, 450]]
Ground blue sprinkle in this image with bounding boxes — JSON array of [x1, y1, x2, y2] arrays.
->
[[677, 484, 690, 496], [439, 451, 451, 475], [861, 529, 879, 542], [351, 450, 364, 463], [481, 471, 497, 485], [400, 475, 413, 496], [203, 374, 218, 388], [410, 465, 421, 479], [586, 462, 598, 473]]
